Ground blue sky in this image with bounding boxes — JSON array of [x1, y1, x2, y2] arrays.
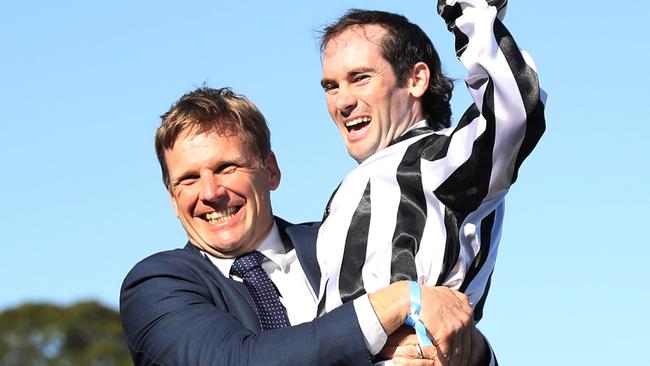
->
[[1, 1, 648, 364]]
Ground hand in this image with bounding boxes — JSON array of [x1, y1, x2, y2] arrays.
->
[[418, 287, 474, 366], [367, 283, 480, 365], [380, 326, 437, 365]]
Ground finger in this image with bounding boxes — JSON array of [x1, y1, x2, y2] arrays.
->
[[396, 334, 421, 346], [450, 290, 469, 305], [385, 343, 435, 359], [430, 309, 459, 366], [429, 322, 450, 366], [392, 355, 436, 366], [452, 319, 471, 366], [378, 346, 398, 359], [431, 343, 448, 366], [421, 345, 438, 360], [445, 325, 459, 366], [393, 345, 438, 366], [396, 344, 440, 360], [454, 307, 472, 366], [388, 326, 418, 346], [450, 291, 472, 316], [388, 344, 438, 366]]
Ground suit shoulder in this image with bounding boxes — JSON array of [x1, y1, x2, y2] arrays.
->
[[122, 247, 205, 285], [275, 216, 320, 230]]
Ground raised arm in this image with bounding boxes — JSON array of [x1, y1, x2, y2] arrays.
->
[[432, 0, 546, 212]]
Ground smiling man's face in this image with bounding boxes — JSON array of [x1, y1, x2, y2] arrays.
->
[[321, 25, 424, 163], [165, 130, 280, 258]]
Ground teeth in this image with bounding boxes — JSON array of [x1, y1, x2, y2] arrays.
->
[[345, 116, 371, 127], [204, 207, 238, 223]]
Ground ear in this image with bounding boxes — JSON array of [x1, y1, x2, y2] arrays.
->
[[169, 189, 180, 218], [264, 151, 281, 191], [407, 62, 430, 98]]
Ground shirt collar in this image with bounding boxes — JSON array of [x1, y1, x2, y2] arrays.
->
[[256, 222, 286, 270], [407, 120, 428, 131], [203, 222, 287, 277], [360, 120, 430, 168]]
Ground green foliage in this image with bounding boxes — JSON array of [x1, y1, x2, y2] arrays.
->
[[0, 301, 131, 366]]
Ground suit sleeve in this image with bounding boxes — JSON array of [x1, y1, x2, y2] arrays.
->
[[120, 252, 372, 366]]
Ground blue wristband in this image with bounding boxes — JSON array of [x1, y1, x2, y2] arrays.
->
[[404, 281, 434, 347]]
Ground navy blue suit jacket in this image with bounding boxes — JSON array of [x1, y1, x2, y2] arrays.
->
[[120, 218, 373, 365]]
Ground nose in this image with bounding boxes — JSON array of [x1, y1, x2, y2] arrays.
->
[[199, 174, 228, 203], [335, 86, 357, 118]]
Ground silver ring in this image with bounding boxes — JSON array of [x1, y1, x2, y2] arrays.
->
[[416, 344, 424, 359]]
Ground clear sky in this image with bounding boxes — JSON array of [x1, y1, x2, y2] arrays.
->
[[1, 0, 648, 364]]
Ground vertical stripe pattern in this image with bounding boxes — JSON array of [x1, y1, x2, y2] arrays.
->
[[338, 181, 372, 303], [390, 140, 428, 283], [316, 2, 546, 347]]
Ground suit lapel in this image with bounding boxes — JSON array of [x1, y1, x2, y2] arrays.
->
[[183, 243, 260, 331], [181, 218, 322, 330], [276, 217, 322, 294]]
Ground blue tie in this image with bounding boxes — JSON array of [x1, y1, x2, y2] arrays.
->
[[231, 251, 290, 331]]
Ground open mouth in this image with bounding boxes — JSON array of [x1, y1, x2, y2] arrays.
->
[[345, 116, 371, 133], [203, 206, 241, 224]]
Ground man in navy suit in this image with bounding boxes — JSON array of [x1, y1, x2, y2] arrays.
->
[[120, 87, 486, 365]]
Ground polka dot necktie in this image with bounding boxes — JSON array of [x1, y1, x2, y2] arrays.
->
[[231, 251, 290, 331]]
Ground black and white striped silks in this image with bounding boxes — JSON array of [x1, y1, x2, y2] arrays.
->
[[316, 0, 547, 329]]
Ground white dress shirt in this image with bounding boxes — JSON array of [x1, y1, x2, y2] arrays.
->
[[203, 222, 386, 354]]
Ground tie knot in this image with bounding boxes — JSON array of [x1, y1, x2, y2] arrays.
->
[[231, 250, 266, 278]]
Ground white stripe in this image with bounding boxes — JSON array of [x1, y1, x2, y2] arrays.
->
[[456, 5, 530, 198], [364, 151, 402, 293], [416, 164, 449, 285]]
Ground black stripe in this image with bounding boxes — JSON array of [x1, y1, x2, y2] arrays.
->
[[488, 0, 508, 14], [421, 105, 478, 163], [492, 20, 546, 183], [438, 3, 469, 56], [317, 279, 328, 317], [435, 207, 460, 285], [390, 139, 429, 283], [473, 271, 493, 322], [391, 126, 433, 146], [435, 80, 495, 216], [438, 2, 464, 31], [453, 26, 470, 58], [434, 82, 495, 283], [460, 211, 496, 293], [338, 181, 372, 303]]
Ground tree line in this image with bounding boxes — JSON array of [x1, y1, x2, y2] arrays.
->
[[0, 301, 131, 365]]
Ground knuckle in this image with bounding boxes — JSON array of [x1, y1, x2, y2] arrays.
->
[[461, 312, 471, 325], [425, 345, 437, 358]]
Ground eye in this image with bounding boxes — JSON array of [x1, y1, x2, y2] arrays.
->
[[352, 74, 370, 84], [322, 81, 338, 94], [177, 175, 199, 186], [217, 163, 238, 174]]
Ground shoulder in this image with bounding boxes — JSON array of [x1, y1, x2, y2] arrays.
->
[[275, 217, 320, 240], [275, 216, 320, 257], [122, 245, 208, 287], [274, 216, 320, 230]]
